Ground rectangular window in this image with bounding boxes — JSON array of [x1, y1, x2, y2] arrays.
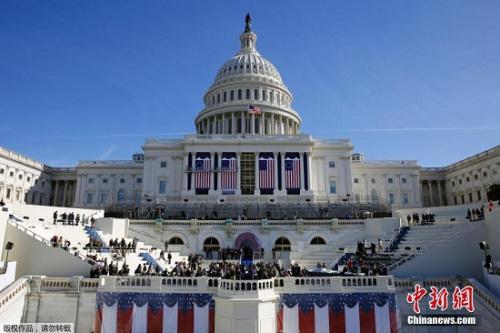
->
[[454, 196, 458, 205], [0, 169, 3, 174], [6, 188, 11, 199], [468, 193, 473, 202], [329, 180, 337, 194], [136, 177, 142, 184], [238, 89, 242, 100], [159, 181, 167, 194], [466, 177, 470, 182], [477, 191, 482, 201], [160, 161, 167, 168], [328, 161, 336, 168], [388, 178, 393, 184], [353, 178, 359, 184], [88, 178, 95, 184], [461, 194, 465, 204], [459, 179, 462, 184], [402, 177, 407, 184], [262, 90, 267, 101], [103, 178, 108, 183], [27, 177, 31, 182], [355, 193, 361, 202], [230, 90, 234, 101], [483, 171, 488, 177], [389, 193, 395, 204], [223, 91, 227, 102], [217, 93, 220, 103], [19, 174, 23, 180], [452, 181, 455, 187], [402, 192, 409, 204], [270, 90, 274, 102], [9, 172, 14, 177], [99, 192, 108, 204], [86, 193, 93, 204], [246, 89, 250, 99], [135, 192, 142, 204], [254, 89, 258, 99], [474, 174, 479, 180]]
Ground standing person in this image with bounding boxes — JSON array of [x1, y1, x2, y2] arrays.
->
[[407, 214, 411, 226], [378, 238, 383, 252], [53, 211, 58, 224], [167, 251, 172, 265], [75, 214, 80, 226]]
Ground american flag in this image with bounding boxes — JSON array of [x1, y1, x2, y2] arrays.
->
[[194, 154, 211, 190], [221, 154, 237, 192], [259, 155, 274, 189], [248, 105, 262, 115], [284, 156, 301, 189]]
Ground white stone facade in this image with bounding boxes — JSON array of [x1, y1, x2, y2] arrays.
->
[[420, 145, 500, 206], [0, 146, 51, 205]]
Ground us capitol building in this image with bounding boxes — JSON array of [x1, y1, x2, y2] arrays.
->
[[0, 16, 499, 212]]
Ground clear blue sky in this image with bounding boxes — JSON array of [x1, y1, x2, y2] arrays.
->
[[1, 0, 499, 167]]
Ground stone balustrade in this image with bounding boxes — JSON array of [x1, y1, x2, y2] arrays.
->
[[217, 278, 276, 299], [0, 278, 30, 313]]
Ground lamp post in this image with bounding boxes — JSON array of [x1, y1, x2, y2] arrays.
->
[[2, 242, 14, 274]]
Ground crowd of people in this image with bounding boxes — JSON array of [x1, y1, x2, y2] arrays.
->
[[467, 207, 485, 221], [50, 235, 72, 250], [406, 212, 435, 225], [52, 211, 87, 225]]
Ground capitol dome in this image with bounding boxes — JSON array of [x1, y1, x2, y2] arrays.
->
[[195, 14, 301, 136]]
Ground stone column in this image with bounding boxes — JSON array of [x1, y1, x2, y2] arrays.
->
[[437, 181, 443, 206], [96, 175, 102, 208], [222, 114, 226, 134], [306, 152, 312, 193], [271, 114, 275, 135], [299, 153, 305, 195], [182, 154, 188, 192], [428, 181, 434, 206], [74, 176, 81, 205], [273, 152, 279, 192], [362, 174, 369, 202], [254, 152, 259, 194], [111, 174, 116, 206], [236, 152, 241, 195], [251, 114, 255, 134], [53, 181, 60, 206], [210, 152, 215, 194], [280, 153, 286, 193]]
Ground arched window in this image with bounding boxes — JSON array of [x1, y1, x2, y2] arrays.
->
[[203, 237, 220, 251], [117, 189, 125, 203], [169, 237, 184, 245], [310, 237, 326, 245], [274, 237, 291, 251]]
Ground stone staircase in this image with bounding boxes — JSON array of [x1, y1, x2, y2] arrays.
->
[[6, 209, 187, 276], [387, 220, 480, 271]]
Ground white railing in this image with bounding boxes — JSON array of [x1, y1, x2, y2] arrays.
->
[[0, 278, 30, 313], [97, 275, 394, 294], [464, 278, 500, 319], [128, 219, 366, 227]]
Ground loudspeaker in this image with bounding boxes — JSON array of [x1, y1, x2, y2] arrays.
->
[[5, 242, 13, 250]]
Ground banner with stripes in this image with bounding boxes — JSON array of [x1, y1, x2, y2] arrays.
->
[[95, 292, 215, 333], [194, 153, 211, 190], [259, 153, 275, 190], [284, 153, 301, 190], [277, 292, 398, 333], [221, 152, 237, 194]]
